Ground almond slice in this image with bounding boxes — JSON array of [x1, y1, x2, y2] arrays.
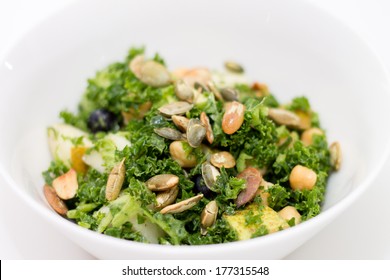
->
[[52, 169, 78, 200], [43, 184, 68, 215]]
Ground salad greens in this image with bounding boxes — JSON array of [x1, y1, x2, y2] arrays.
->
[[42, 47, 339, 245]]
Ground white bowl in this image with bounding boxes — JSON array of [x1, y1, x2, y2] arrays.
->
[[1, 0, 390, 259]]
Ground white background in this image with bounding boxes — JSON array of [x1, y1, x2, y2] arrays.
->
[[0, 0, 389, 259]]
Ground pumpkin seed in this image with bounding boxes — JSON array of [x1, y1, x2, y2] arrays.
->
[[175, 79, 194, 102], [200, 112, 214, 144], [156, 186, 179, 209], [187, 118, 206, 148], [210, 151, 236, 169], [146, 174, 179, 191], [106, 158, 126, 201], [220, 88, 239, 101], [159, 101, 193, 117], [129, 54, 145, 79], [200, 200, 218, 235], [154, 127, 184, 141], [194, 82, 209, 93], [139, 60, 171, 87], [172, 115, 190, 132], [207, 81, 224, 101], [329, 142, 342, 171], [160, 194, 204, 214], [201, 162, 220, 191], [224, 61, 244, 73], [267, 108, 300, 127]]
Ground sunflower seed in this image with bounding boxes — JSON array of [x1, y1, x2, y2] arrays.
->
[[106, 158, 126, 201]]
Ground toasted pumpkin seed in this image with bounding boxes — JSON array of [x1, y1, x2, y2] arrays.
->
[[43, 184, 68, 215], [172, 115, 190, 132], [187, 118, 206, 148], [201, 162, 220, 191], [194, 82, 209, 93], [160, 194, 203, 214], [210, 151, 236, 169], [159, 101, 193, 117], [200, 200, 218, 235], [129, 54, 145, 79], [207, 81, 224, 101], [175, 79, 194, 102], [156, 186, 179, 209], [200, 112, 214, 144], [268, 108, 300, 127], [154, 127, 184, 141], [329, 142, 342, 171], [139, 60, 171, 87], [224, 61, 244, 73], [220, 88, 239, 101], [106, 158, 126, 201], [146, 174, 179, 191]]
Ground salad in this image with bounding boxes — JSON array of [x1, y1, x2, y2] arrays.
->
[[42, 47, 341, 245]]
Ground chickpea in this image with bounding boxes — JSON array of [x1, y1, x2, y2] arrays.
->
[[278, 206, 302, 225], [301, 127, 323, 146], [289, 165, 317, 191], [169, 141, 197, 168]]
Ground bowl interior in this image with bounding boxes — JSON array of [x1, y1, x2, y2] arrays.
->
[[1, 0, 390, 259]]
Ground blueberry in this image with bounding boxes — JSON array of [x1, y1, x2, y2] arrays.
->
[[193, 174, 214, 199], [87, 109, 119, 133]]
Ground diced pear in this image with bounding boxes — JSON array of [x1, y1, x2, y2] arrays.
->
[[47, 124, 92, 167], [82, 133, 130, 173]]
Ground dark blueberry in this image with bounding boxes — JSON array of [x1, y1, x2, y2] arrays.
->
[[87, 109, 119, 133], [193, 174, 213, 199]]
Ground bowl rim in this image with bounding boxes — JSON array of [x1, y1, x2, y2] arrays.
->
[[1, 0, 390, 257]]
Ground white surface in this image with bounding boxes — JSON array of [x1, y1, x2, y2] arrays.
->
[[0, 0, 389, 259]]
